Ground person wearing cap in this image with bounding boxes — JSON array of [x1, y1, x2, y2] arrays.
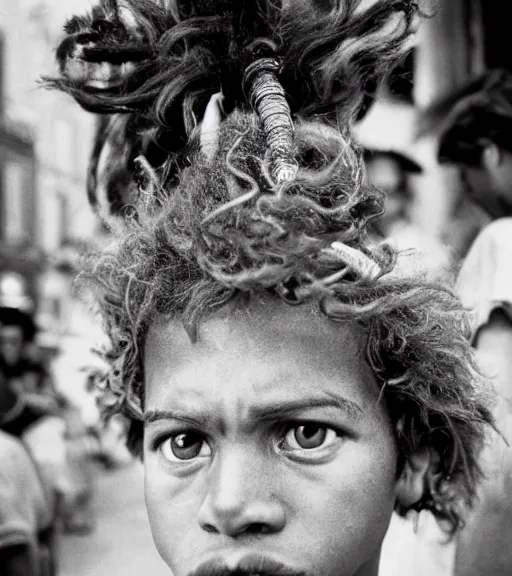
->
[[356, 101, 421, 230], [435, 68, 512, 576], [363, 148, 421, 230], [356, 100, 452, 280]]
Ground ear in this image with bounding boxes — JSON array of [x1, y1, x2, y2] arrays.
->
[[395, 447, 434, 510], [481, 141, 502, 170]]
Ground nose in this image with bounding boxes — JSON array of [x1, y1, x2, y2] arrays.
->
[[198, 449, 286, 538]]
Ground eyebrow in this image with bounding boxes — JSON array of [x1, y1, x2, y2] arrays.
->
[[144, 392, 364, 426]]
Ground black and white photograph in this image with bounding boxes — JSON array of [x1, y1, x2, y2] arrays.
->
[[0, 1, 510, 575]]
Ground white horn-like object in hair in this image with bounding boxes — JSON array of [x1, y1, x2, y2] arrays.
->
[[200, 92, 224, 163], [328, 241, 382, 282]]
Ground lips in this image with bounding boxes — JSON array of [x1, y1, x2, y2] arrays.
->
[[187, 553, 309, 576]]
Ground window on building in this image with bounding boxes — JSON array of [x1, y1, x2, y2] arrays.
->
[[58, 192, 71, 246], [1, 159, 29, 245]]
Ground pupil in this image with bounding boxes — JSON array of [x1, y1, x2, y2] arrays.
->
[[171, 433, 202, 459], [175, 434, 195, 448], [302, 425, 320, 438], [295, 425, 326, 448]]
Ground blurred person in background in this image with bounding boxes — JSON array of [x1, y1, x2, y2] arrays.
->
[[363, 148, 421, 237], [0, 306, 61, 427], [355, 100, 452, 280], [434, 68, 512, 576], [0, 427, 56, 576], [0, 293, 96, 535], [48, 249, 133, 471]]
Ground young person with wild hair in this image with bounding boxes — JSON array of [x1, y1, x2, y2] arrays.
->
[[51, 1, 492, 574]]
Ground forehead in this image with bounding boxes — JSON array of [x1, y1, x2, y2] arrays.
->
[[144, 297, 381, 415]]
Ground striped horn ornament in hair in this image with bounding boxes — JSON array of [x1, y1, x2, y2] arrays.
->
[[244, 58, 298, 184], [327, 241, 382, 282]]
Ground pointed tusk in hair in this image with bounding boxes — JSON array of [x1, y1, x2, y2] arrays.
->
[[200, 92, 225, 163]]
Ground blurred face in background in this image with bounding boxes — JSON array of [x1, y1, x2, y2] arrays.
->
[[460, 144, 512, 219], [364, 155, 410, 232], [0, 325, 24, 366], [142, 297, 424, 576]]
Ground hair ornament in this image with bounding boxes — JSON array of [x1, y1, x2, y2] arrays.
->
[[243, 58, 298, 184], [275, 241, 382, 305], [327, 241, 382, 282], [200, 92, 225, 163]]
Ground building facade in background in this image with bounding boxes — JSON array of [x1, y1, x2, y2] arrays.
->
[[0, 0, 99, 343]]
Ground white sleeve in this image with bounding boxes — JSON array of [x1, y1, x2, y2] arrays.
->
[[456, 219, 512, 338], [0, 435, 37, 550]]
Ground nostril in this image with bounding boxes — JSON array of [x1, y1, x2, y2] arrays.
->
[[245, 523, 269, 534], [202, 522, 219, 534]]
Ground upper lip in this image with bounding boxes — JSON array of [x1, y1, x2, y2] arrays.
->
[[188, 553, 307, 576]]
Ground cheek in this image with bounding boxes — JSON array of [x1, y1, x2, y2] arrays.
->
[[144, 455, 203, 568], [287, 431, 398, 570]]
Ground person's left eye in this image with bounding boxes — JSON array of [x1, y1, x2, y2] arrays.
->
[[280, 423, 340, 452]]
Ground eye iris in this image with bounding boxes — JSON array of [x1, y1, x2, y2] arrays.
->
[[171, 433, 203, 460], [294, 425, 327, 449]]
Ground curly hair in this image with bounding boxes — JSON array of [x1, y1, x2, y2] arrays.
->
[[51, 0, 492, 536]]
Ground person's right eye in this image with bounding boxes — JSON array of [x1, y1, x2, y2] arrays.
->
[[159, 432, 212, 462]]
